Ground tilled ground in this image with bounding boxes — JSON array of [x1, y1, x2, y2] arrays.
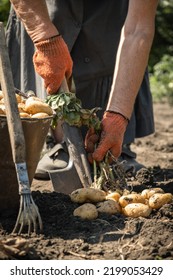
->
[[0, 102, 173, 260]]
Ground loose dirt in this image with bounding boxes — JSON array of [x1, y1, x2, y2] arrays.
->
[[0, 102, 173, 260]]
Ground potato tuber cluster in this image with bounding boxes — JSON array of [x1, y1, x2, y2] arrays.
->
[[0, 90, 53, 118], [70, 187, 173, 220]]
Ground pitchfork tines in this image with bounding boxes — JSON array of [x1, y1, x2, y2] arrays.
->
[[12, 163, 43, 235]]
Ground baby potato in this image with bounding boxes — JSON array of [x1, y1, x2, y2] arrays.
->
[[97, 200, 121, 215], [73, 203, 98, 220], [15, 94, 22, 103], [18, 102, 26, 113], [19, 112, 31, 118], [80, 188, 107, 203], [0, 105, 5, 115], [70, 188, 106, 204], [0, 90, 3, 99], [122, 189, 131, 196], [70, 188, 88, 203], [0, 98, 4, 104], [141, 188, 164, 199], [149, 193, 173, 209], [26, 96, 41, 102], [141, 189, 151, 199], [144, 199, 149, 205], [25, 96, 53, 115], [106, 191, 121, 202], [119, 193, 145, 208], [122, 203, 152, 218], [31, 112, 50, 118]]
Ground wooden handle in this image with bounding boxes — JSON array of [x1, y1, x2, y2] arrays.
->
[[0, 22, 26, 163]]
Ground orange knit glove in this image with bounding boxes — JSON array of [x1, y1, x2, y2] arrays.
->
[[33, 35, 73, 94], [85, 112, 128, 162], [85, 127, 100, 163]]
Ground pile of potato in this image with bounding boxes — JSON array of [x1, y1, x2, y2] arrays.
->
[[0, 90, 53, 118], [70, 187, 173, 220]]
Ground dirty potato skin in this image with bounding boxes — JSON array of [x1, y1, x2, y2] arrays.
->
[[141, 188, 164, 199], [17, 103, 26, 113], [19, 112, 31, 118], [0, 105, 5, 115], [119, 194, 146, 208], [97, 200, 121, 215], [106, 192, 121, 202], [0, 92, 53, 118], [31, 112, 49, 118], [25, 96, 53, 115], [0, 90, 3, 100], [73, 203, 98, 220], [122, 203, 152, 218], [70, 188, 106, 204], [149, 193, 173, 209]]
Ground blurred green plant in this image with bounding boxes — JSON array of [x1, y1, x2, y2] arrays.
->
[[0, 0, 10, 26], [150, 54, 173, 105], [149, 0, 173, 72]]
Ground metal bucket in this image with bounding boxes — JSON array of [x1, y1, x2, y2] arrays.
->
[[0, 115, 52, 212]]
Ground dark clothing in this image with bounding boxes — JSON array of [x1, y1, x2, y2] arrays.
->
[[6, 0, 154, 144]]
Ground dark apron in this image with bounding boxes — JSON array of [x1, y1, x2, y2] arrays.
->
[[6, 0, 154, 144]]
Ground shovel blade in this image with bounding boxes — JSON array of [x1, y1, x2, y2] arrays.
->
[[48, 159, 82, 194]]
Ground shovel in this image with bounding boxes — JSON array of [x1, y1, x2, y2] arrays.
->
[[49, 79, 93, 193], [0, 22, 42, 234]]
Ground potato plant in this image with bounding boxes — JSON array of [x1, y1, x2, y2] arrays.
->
[[46, 91, 128, 192]]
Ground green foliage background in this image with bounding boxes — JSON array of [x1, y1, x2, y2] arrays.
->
[[149, 0, 173, 70], [0, 0, 10, 25], [0, 0, 173, 103], [149, 0, 173, 103]]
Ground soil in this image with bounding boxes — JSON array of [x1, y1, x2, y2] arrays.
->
[[0, 102, 173, 260]]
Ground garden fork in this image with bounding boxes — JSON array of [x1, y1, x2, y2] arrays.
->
[[0, 22, 42, 234]]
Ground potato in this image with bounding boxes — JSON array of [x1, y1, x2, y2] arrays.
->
[[18, 103, 26, 113], [0, 105, 5, 115], [15, 94, 22, 103], [86, 188, 107, 202], [97, 200, 121, 215], [119, 193, 145, 208], [0, 98, 4, 104], [149, 193, 173, 209], [31, 112, 49, 118], [122, 203, 152, 218], [73, 203, 98, 220], [1, 93, 23, 103], [141, 189, 151, 199], [144, 199, 149, 205], [26, 96, 41, 102], [0, 90, 3, 99], [141, 188, 164, 199], [106, 191, 121, 202], [122, 189, 131, 196], [70, 188, 106, 204], [19, 112, 31, 118], [25, 96, 53, 115]]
